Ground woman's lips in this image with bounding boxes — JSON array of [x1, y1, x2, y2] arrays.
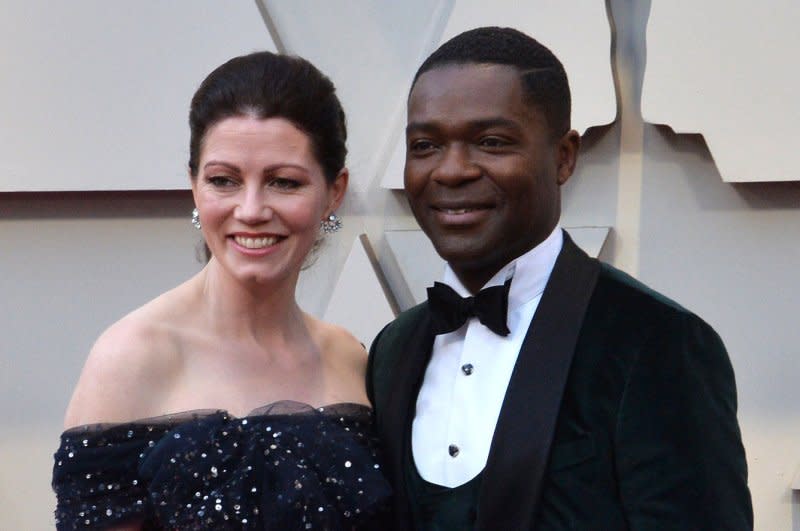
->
[[233, 235, 279, 249], [229, 234, 285, 255]]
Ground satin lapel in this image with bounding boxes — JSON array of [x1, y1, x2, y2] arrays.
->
[[383, 307, 436, 528], [476, 232, 601, 530]]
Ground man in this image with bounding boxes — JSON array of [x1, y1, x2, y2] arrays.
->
[[367, 27, 752, 530]]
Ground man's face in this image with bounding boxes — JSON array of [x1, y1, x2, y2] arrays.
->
[[404, 63, 578, 291]]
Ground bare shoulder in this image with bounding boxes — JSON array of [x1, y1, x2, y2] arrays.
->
[[305, 315, 367, 372], [63, 289, 188, 429], [305, 315, 370, 405]]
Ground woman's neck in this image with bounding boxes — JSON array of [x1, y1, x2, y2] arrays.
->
[[195, 259, 309, 348]]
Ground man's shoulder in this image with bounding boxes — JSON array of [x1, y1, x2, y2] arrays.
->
[[366, 301, 431, 403], [589, 261, 716, 335], [368, 301, 430, 371], [375, 301, 430, 344], [596, 261, 690, 314]]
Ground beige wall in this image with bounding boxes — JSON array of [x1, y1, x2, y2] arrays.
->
[[2, 1, 798, 529], [1, 193, 200, 528]]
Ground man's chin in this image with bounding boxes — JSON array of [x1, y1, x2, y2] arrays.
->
[[433, 241, 497, 270]]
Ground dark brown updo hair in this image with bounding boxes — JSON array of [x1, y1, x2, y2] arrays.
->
[[188, 51, 347, 182]]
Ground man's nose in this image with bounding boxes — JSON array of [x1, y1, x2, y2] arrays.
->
[[431, 144, 481, 186]]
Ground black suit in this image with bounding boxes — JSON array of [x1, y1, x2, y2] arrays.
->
[[367, 232, 752, 530]]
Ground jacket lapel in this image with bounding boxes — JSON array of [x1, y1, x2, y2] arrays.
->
[[476, 232, 600, 530]]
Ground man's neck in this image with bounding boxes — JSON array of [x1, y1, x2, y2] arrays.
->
[[447, 226, 563, 295]]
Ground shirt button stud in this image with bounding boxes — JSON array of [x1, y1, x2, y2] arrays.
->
[[461, 363, 474, 375], [448, 444, 460, 457]]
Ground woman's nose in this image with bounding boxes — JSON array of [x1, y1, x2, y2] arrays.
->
[[234, 189, 272, 224]]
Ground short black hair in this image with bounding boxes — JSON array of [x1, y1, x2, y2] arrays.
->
[[412, 27, 571, 137], [188, 51, 347, 183]]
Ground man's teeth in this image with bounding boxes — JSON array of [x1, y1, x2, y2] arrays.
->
[[442, 208, 475, 214], [234, 235, 278, 249]]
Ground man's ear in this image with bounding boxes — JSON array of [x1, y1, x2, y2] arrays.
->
[[326, 167, 349, 215], [555, 130, 581, 185]]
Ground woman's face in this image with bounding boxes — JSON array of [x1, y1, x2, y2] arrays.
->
[[192, 115, 346, 287]]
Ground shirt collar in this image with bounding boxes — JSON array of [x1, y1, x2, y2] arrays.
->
[[440, 226, 563, 310]]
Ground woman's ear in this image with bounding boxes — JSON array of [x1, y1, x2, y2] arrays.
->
[[189, 169, 199, 204], [326, 167, 349, 215]]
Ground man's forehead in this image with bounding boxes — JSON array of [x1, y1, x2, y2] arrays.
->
[[407, 63, 533, 124]]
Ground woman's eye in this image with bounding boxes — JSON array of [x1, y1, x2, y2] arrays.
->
[[208, 176, 236, 187], [269, 177, 300, 190]]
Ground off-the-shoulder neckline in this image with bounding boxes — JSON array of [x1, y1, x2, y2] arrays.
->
[[62, 400, 373, 435]]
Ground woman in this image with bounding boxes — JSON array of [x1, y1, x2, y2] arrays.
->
[[52, 51, 391, 529]]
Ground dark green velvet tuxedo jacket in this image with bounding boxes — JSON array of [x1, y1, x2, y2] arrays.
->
[[367, 233, 752, 530]]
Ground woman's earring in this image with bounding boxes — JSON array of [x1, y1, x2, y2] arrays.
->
[[191, 208, 202, 230], [320, 213, 342, 234]]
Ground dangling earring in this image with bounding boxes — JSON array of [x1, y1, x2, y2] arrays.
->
[[320, 213, 342, 234], [191, 208, 202, 230]]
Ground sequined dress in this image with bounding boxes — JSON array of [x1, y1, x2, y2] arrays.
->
[[52, 402, 391, 530]]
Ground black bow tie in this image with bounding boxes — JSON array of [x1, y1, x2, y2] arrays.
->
[[427, 278, 512, 336]]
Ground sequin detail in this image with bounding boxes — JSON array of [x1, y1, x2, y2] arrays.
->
[[52, 402, 391, 529]]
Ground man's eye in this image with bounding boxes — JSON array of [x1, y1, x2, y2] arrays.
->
[[208, 176, 236, 187], [270, 177, 300, 190], [479, 137, 509, 148], [409, 140, 437, 153]]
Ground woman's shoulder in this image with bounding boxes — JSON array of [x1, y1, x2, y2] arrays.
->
[[304, 315, 372, 405], [64, 283, 197, 429], [306, 315, 367, 368]]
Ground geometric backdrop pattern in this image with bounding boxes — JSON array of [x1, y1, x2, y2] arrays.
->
[[0, 1, 276, 191], [643, 0, 800, 182]]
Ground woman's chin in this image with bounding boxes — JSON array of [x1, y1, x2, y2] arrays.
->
[[207, 246, 304, 291], [233, 264, 299, 290]]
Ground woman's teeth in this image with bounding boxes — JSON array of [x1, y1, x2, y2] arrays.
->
[[234, 235, 278, 249]]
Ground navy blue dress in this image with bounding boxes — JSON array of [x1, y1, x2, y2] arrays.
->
[[52, 402, 391, 530]]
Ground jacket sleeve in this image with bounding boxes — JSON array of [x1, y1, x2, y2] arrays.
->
[[366, 323, 390, 408], [615, 311, 753, 530]]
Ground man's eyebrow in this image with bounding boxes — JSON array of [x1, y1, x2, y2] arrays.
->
[[468, 117, 521, 131], [406, 117, 521, 136], [406, 122, 436, 136]]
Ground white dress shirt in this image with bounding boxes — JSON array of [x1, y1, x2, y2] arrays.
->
[[411, 227, 563, 487]]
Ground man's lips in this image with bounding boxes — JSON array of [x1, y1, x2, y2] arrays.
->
[[431, 198, 494, 210], [429, 203, 493, 224], [432, 206, 489, 214]]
